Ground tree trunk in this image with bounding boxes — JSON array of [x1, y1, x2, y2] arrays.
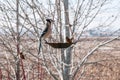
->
[[16, 0, 20, 80], [63, 0, 72, 80]]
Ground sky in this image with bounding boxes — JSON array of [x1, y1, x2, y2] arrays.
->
[[0, 0, 120, 31], [40, 0, 120, 31]]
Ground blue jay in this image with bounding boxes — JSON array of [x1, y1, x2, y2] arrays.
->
[[38, 19, 54, 54]]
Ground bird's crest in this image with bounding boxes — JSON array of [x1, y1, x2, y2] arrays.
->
[[46, 19, 54, 23]]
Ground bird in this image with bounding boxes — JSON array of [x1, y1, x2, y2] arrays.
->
[[66, 36, 73, 44], [38, 19, 54, 55], [20, 52, 25, 59]]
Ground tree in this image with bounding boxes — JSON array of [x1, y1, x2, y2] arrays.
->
[[0, 0, 119, 80]]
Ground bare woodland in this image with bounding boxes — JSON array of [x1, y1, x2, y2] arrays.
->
[[0, 0, 119, 80]]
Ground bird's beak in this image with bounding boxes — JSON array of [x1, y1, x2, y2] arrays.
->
[[51, 20, 54, 22]]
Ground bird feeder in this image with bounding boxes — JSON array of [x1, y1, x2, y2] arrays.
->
[[45, 37, 74, 48], [45, 42, 73, 48]]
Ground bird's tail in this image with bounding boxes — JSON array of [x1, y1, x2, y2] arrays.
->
[[38, 37, 42, 55]]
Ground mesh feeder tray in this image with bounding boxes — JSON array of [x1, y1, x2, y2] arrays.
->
[[45, 42, 73, 48]]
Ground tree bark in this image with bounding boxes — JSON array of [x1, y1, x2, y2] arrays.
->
[[63, 0, 72, 80], [16, 0, 20, 80]]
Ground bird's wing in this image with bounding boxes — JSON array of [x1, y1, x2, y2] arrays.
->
[[40, 26, 49, 37]]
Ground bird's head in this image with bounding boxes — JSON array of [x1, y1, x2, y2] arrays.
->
[[46, 19, 54, 23]]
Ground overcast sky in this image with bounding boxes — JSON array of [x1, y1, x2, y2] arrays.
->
[[0, 0, 120, 31], [40, 0, 120, 31]]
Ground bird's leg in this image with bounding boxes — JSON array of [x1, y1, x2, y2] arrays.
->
[[49, 35, 57, 43], [50, 36, 57, 43]]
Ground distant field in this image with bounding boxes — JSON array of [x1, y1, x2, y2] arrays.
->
[[74, 37, 120, 80], [0, 37, 119, 80]]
